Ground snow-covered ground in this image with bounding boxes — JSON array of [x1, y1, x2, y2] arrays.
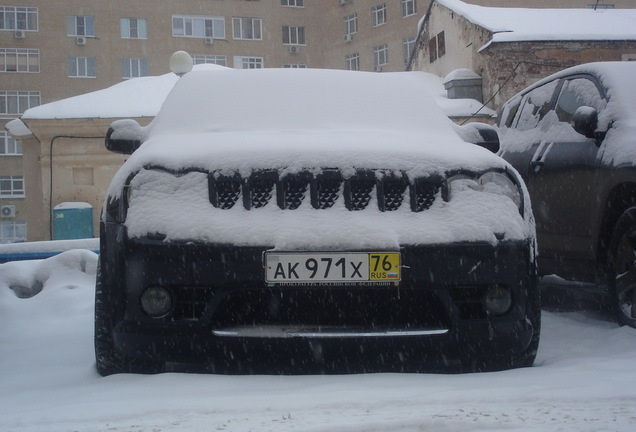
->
[[1, 250, 635, 432]]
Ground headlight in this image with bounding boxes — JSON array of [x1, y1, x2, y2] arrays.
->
[[448, 170, 523, 214], [140, 286, 173, 318]]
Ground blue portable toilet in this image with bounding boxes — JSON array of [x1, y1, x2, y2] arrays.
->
[[53, 202, 94, 240]]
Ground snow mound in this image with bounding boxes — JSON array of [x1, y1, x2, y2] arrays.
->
[[0, 249, 97, 299]]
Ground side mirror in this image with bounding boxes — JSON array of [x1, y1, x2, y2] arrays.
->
[[105, 119, 146, 155], [455, 122, 500, 153], [571, 106, 598, 139]]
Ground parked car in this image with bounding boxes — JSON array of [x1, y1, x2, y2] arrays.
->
[[498, 61, 636, 328], [95, 65, 539, 375]]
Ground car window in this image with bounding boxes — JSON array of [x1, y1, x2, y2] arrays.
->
[[514, 80, 559, 131], [555, 77, 606, 124]]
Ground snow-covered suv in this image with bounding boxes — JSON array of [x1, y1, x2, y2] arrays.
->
[[95, 66, 539, 375]]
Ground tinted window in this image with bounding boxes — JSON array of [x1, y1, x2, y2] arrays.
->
[[555, 77, 606, 124], [514, 80, 559, 131]]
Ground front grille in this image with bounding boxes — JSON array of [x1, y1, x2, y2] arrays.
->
[[209, 169, 443, 212]]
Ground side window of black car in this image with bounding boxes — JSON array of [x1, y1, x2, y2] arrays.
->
[[514, 80, 559, 131], [555, 78, 606, 124]]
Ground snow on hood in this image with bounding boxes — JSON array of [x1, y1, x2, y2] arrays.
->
[[436, 0, 636, 50], [108, 68, 507, 192]]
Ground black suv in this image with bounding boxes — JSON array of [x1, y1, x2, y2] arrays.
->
[[95, 65, 539, 375], [498, 61, 636, 327]]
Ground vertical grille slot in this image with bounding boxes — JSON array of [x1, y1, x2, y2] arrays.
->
[[410, 178, 441, 212], [379, 176, 408, 212], [345, 172, 376, 211], [209, 173, 241, 209], [244, 170, 277, 209], [278, 173, 310, 210], [312, 171, 342, 209]]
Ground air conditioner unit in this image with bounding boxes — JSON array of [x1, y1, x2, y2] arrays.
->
[[204, 37, 214, 45], [14, 30, 26, 39], [344, 34, 353, 43], [1, 205, 16, 218], [76, 36, 87, 45], [288, 46, 299, 54]]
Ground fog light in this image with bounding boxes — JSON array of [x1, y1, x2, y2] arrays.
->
[[485, 285, 512, 316], [140, 286, 173, 318]]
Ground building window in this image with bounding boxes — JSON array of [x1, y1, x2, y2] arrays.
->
[[192, 54, 227, 66], [372, 4, 387, 27], [234, 56, 263, 69], [281, 0, 304, 7], [0, 175, 24, 197], [403, 36, 416, 66], [0, 48, 39, 73], [283, 64, 307, 68], [373, 44, 388, 71], [68, 56, 96, 78], [172, 15, 225, 39], [0, 221, 26, 244], [401, 0, 417, 18], [429, 31, 445, 63], [233, 17, 262, 40], [120, 18, 147, 39], [0, 131, 22, 155], [122, 58, 148, 79], [0, 6, 38, 31], [345, 53, 359, 71], [66, 15, 95, 37], [282, 26, 305, 45], [344, 13, 358, 37], [0, 90, 39, 114]]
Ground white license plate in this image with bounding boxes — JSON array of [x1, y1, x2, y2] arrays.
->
[[264, 252, 401, 284]]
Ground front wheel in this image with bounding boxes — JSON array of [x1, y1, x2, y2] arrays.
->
[[607, 208, 636, 328]]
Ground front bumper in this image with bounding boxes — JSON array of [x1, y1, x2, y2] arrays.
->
[[101, 225, 537, 373]]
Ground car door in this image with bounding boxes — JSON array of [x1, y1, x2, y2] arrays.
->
[[501, 75, 607, 279]]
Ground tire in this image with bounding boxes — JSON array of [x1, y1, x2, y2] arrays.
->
[[607, 207, 636, 328], [94, 260, 164, 376]]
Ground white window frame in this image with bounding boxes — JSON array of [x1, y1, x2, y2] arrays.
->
[[401, 0, 417, 18], [0, 131, 22, 155], [345, 53, 359, 71], [374, 44, 388, 69], [344, 13, 358, 36], [233, 17, 262, 40], [122, 58, 148, 79], [372, 4, 387, 27], [283, 64, 307, 68], [0, 175, 24, 198], [234, 56, 263, 69], [0, 6, 38, 31], [403, 36, 417, 66], [0, 220, 26, 244], [192, 54, 227, 67], [172, 15, 225, 39], [66, 15, 95, 37], [283, 25, 305, 45], [281, 0, 304, 7], [0, 90, 40, 114], [68, 56, 96, 78], [0, 48, 39, 73], [120, 17, 147, 39]]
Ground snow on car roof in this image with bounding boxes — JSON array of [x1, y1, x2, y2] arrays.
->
[[436, 0, 636, 50]]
